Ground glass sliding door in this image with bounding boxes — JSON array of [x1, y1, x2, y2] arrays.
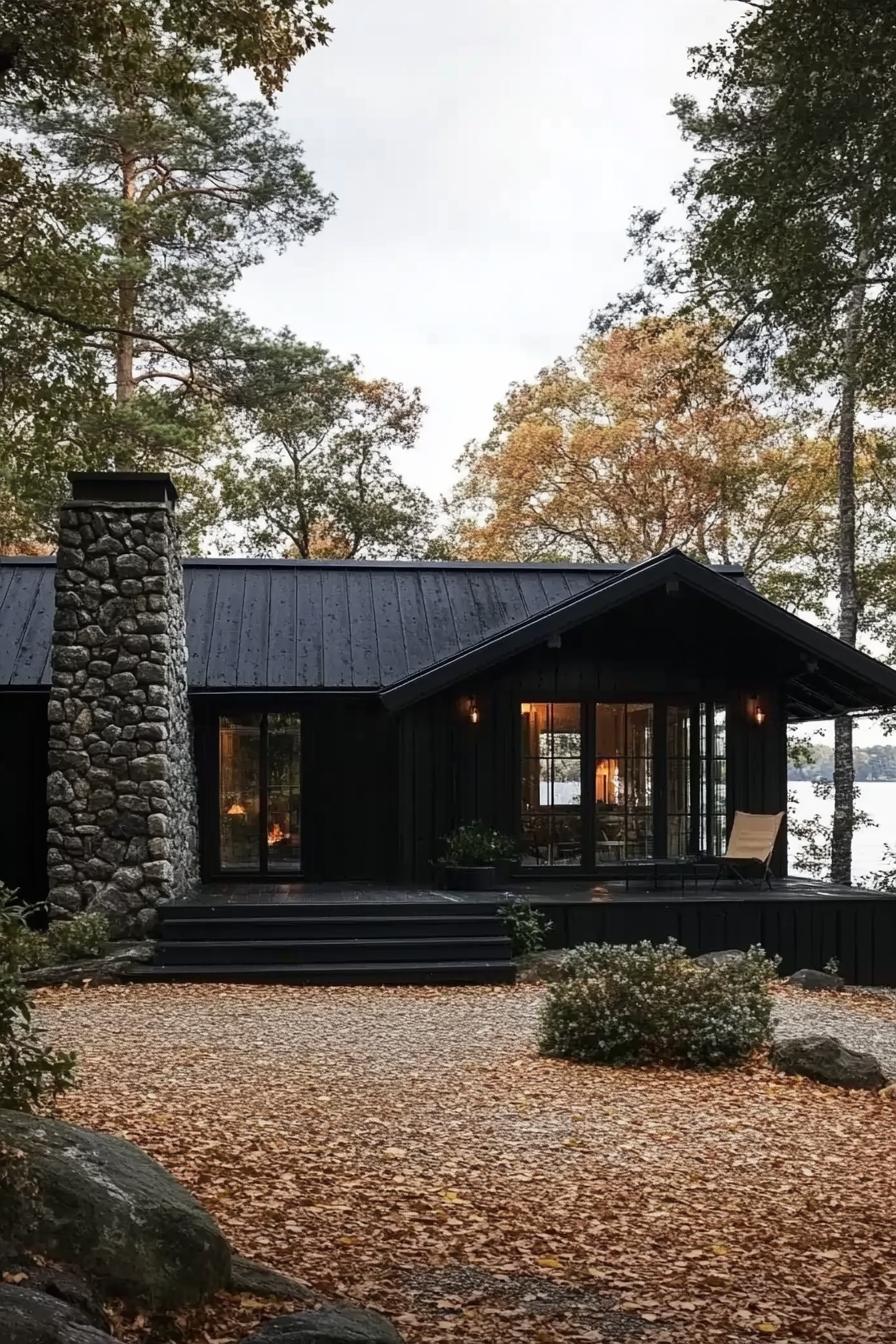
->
[[520, 702, 583, 866], [218, 712, 302, 873], [219, 715, 262, 871], [595, 703, 653, 861], [665, 702, 727, 858], [266, 714, 302, 871]]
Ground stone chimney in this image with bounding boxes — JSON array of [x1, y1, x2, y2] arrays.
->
[[47, 472, 199, 934]]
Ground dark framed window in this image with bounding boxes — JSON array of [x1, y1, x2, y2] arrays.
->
[[665, 702, 728, 859], [520, 702, 583, 866], [218, 712, 302, 873], [518, 698, 727, 867], [595, 703, 653, 861]]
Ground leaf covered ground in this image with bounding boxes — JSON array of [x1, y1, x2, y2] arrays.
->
[[33, 983, 896, 1344]]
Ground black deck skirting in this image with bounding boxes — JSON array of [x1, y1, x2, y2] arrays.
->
[[535, 895, 896, 987]]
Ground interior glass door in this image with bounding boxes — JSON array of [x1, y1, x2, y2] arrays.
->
[[218, 712, 302, 873]]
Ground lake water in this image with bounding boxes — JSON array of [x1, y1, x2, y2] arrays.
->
[[788, 779, 896, 883]]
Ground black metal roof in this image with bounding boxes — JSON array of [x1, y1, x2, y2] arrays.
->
[[2, 552, 894, 722], [0, 556, 637, 692]]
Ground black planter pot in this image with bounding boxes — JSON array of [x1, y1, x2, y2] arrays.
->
[[442, 864, 500, 891]]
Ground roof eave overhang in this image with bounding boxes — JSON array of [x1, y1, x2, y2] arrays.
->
[[379, 549, 896, 716]]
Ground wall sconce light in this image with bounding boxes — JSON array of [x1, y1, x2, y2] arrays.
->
[[469, 697, 480, 725], [226, 800, 246, 817], [520, 702, 532, 716], [749, 695, 766, 726]]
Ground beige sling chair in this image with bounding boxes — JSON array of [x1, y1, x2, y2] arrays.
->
[[712, 810, 785, 890]]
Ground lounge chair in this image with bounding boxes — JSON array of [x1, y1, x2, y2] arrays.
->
[[711, 811, 785, 890]]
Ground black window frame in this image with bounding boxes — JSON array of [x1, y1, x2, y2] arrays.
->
[[516, 697, 729, 870], [209, 709, 304, 879]]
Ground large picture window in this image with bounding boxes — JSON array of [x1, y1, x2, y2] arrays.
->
[[219, 712, 302, 873], [518, 698, 727, 868]]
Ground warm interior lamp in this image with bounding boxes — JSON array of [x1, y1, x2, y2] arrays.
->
[[226, 801, 246, 817], [520, 702, 532, 715], [470, 698, 480, 725], [754, 705, 766, 725]]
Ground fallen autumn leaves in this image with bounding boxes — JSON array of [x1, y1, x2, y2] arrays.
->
[[32, 982, 896, 1344]]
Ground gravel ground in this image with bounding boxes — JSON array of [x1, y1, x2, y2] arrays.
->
[[33, 981, 896, 1344], [773, 987, 896, 1079]]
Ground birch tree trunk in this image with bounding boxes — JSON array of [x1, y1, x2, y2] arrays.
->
[[831, 260, 867, 885]]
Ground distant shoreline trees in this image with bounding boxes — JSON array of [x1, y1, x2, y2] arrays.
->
[[789, 744, 896, 783]]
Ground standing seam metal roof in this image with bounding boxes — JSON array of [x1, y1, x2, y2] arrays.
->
[[0, 557, 671, 691]]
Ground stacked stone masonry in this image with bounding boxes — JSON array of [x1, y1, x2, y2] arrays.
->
[[46, 498, 199, 935]]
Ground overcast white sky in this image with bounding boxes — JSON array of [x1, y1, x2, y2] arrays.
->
[[231, 0, 885, 747], [235, 0, 732, 500]]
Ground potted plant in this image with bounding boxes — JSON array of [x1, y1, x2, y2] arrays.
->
[[438, 822, 518, 891]]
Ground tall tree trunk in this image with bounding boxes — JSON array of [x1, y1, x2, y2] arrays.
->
[[831, 260, 867, 885], [114, 149, 138, 409]]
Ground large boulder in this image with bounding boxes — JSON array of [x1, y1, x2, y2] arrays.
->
[[0, 1284, 111, 1344], [241, 1308, 403, 1344], [770, 1034, 886, 1090], [0, 1264, 108, 1334], [786, 968, 845, 991], [0, 1110, 230, 1308]]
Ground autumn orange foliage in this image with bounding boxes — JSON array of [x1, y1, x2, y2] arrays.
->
[[449, 319, 834, 604]]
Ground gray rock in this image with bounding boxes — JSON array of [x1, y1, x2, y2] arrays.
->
[[113, 553, 148, 578], [787, 968, 845, 991], [0, 1110, 230, 1307], [770, 1034, 886, 1090], [516, 949, 568, 983], [693, 949, 747, 968], [229, 1254, 314, 1302], [1, 1265, 108, 1333], [0, 1284, 110, 1344], [241, 1306, 404, 1344], [22, 942, 154, 989]]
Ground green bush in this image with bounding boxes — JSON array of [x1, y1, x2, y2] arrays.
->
[[501, 899, 552, 955], [439, 821, 518, 867], [539, 939, 777, 1069], [0, 884, 76, 1111], [45, 912, 110, 964]]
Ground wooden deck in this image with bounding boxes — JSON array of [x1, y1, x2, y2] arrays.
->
[[179, 876, 896, 987], [190, 875, 893, 906]]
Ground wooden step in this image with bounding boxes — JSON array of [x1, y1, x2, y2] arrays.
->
[[160, 900, 504, 920], [156, 936, 512, 966], [127, 960, 517, 986], [159, 914, 505, 942]]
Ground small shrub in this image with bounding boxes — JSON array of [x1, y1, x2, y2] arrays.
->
[[539, 939, 777, 1069], [439, 822, 518, 867], [501, 899, 552, 956], [0, 883, 76, 1111], [0, 886, 47, 972], [45, 912, 110, 965]]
